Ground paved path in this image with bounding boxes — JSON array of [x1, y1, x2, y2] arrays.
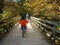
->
[[0, 22, 49, 45]]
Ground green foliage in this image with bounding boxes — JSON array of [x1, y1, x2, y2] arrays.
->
[[0, 1, 20, 38], [0, 0, 4, 13]]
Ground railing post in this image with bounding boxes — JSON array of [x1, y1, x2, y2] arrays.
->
[[52, 30, 55, 42]]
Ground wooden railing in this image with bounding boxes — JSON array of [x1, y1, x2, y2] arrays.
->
[[0, 16, 20, 38], [31, 17, 60, 44]]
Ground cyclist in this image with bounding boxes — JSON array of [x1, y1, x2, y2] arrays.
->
[[19, 16, 28, 37]]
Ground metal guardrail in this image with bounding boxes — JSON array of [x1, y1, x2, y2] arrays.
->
[[31, 17, 60, 43]]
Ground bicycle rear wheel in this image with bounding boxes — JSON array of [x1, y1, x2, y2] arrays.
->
[[22, 30, 26, 37]]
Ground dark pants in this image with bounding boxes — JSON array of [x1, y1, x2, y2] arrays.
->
[[21, 26, 26, 30], [21, 26, 26, 37]]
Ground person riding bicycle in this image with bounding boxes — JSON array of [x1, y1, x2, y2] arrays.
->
[[19, 16, 28, 37]]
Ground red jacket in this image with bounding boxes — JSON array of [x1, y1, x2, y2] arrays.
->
[[19, 20, 28, 26]]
